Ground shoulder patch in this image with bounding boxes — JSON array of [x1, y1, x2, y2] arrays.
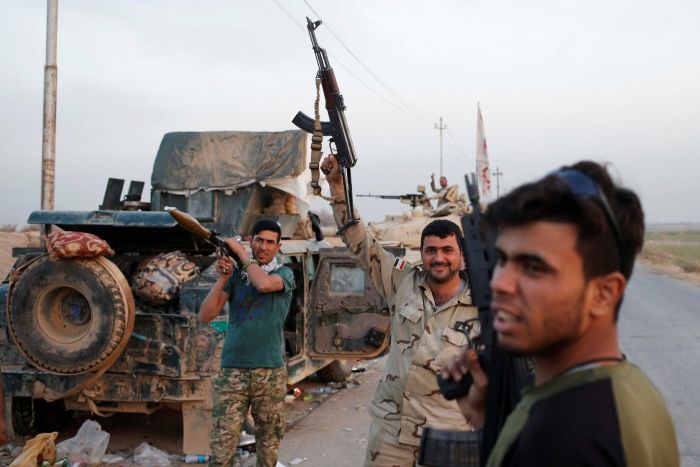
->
[[393, 257, 408, 271]]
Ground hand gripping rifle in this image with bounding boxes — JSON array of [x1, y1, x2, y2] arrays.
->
[[293, 17, 359, 234], [357, 193, 427, 209], [418, 174, 531, 467], [166, 207, 242, 267]]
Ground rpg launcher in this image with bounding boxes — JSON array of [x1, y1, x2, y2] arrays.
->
[[293, 17, 359, 234], [418, 174, 531, 467], [357, 193, 427, 209], [166, 207, 242, 267]]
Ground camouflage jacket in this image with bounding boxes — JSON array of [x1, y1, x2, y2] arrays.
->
[[332, 203, 479, 446]]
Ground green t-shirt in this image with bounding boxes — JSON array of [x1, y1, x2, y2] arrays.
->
[[220, 265, 294, 369], [486, 360, 679, 467]]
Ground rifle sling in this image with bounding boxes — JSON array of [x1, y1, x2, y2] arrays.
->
[[309, 78, 332, 201]]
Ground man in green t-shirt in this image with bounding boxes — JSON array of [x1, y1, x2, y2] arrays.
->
[[441, 161, 679, 466], [200, 219, 295, 467]]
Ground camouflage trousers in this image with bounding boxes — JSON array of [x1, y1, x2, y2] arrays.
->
[[364, 421, 424, 467], [210, 367, 287, 467]]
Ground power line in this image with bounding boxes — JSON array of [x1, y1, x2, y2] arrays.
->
[[446, 127, 470, 162], [302, 0, 438, 123], [271, 0, 437, 123]]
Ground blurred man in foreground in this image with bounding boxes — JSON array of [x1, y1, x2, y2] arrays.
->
[[442, 161, 679, 466]]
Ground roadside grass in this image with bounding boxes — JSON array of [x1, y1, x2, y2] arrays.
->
[[646, 230, 700, 243], [642, 230, 700, 274]]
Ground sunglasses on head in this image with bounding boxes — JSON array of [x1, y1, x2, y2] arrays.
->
[[549, 169, 629, 277]]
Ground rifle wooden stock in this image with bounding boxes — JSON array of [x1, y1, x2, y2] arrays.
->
[[166, 207, 241, 266], [321, 69, 340, 108]]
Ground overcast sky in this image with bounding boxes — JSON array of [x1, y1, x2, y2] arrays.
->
[[1, 0, 699, 226]]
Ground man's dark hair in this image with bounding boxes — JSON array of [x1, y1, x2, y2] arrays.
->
[[420, 220, 464, 251], [484, 161, 644, 313], [252, 219, 282, 243]]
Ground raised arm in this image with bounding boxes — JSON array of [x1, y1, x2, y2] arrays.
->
[[321, 155, 411, 305], [224, 238, 284, 293]]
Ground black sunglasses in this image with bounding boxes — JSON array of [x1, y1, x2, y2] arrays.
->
[[550, 169, 630, 277]]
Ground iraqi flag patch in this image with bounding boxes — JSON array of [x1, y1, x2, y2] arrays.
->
[[393, 257, 408, 271]]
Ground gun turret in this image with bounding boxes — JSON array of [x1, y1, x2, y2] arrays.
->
[[357, 193, 428, 209]]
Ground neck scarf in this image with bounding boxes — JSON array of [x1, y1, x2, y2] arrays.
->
[[242, 256, 281, 284]]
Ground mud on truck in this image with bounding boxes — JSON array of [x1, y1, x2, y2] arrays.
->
[[0, 130, 394, 454]]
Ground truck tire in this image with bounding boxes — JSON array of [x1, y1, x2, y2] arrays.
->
[[7, 255, 135, 374], [11, 397, 73, 436], [317, 360, 353, 383]]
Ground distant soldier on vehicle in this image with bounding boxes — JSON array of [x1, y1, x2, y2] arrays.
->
[[430, 173, 459, 208], [322, 155, 479, 466], [199, 220, 295, 467]]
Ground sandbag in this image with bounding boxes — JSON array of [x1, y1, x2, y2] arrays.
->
[[132, 251, 198, 305]]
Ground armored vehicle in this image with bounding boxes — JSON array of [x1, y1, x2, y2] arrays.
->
[[0, 130, 391, 454]]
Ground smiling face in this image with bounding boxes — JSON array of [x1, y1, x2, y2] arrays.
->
[[251, 229, 281, 265], [421, 234, 462, 284], [490, 221, 595, 357]]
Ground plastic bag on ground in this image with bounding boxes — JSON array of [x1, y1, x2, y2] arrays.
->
[[55, 419, 110, 464], [9, 431, 57, 467], [133, 442, 172, 466]]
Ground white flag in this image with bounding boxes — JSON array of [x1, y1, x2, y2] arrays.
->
[[476, 103, 491, 199]]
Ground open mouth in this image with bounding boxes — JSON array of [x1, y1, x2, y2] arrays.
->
[[496, 310, 517, 323], [494, 309, 520, 333]]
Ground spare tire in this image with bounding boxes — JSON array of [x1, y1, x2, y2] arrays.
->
[[7, 254, 135, 374]]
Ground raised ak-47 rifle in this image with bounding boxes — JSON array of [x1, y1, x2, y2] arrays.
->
[[418, 174, 531, 467], [166, 207, 242, 267], [293, 17, 359, 234]]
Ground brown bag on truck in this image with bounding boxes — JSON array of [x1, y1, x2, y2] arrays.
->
[[132, 251, 198, 305]]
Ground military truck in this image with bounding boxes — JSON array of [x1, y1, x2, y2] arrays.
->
[[0, 130, 392, 454]]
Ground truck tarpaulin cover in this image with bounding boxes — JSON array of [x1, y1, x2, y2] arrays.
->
[[151, 130, 312, 212]]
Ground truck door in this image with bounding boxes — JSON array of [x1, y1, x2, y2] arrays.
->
[[307, 248, 390, 359]]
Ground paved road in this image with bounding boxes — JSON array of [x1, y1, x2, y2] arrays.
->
[[280, 266, 700, 467], [278, 359, 381, 466], [620, 266, 700, 467]]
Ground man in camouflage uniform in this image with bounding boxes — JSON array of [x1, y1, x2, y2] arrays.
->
[[323, 156, 479, 466], [430, 173, 450, 206], [200, 220, 294, 467]]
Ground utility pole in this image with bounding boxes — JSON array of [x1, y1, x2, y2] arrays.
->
[[434, 117, 446, 177], [493, 166, 503, 198], [41, 0, 58, 213]]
